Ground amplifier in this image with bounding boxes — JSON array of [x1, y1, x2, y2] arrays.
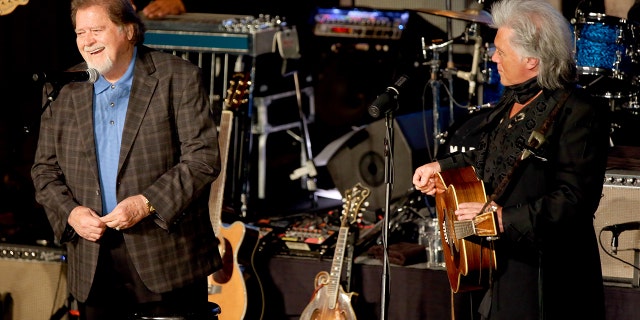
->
[[0, 244, 67, 320], [595, 170, 640, 286], [313, 7, 409, 40]]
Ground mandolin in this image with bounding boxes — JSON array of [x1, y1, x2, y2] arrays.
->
[[300, 183, 370, 320]]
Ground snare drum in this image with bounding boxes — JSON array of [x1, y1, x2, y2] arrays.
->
[[573, 12, 639, 80]]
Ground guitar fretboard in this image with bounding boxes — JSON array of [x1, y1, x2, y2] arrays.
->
[[328, 226, 349, 310]]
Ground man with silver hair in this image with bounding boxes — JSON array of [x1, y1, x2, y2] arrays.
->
[[413, 0, 608, 318]]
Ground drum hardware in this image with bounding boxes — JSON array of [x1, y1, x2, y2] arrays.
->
[[421, 22, 496, 157], [479, 42, 503, 105], [416, 2, 495, 159], [425, 38, 451, 157], [444, 0, 455, 130], [623, 95, 640, 111]]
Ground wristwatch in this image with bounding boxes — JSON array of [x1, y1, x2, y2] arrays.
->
[[144, 196, 156, 214]]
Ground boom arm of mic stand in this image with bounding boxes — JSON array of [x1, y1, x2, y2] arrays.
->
[[41, 83, 63, 115]]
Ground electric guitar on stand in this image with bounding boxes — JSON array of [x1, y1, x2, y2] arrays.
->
[[208, 109, 251, 320], [225, 67, 253, 217], [207, 75, 262, 319], [300, 183, 370, 320]]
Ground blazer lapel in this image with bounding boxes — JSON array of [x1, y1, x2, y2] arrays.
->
[[119, 51, 158, 173], [72, 83, 101, 182]]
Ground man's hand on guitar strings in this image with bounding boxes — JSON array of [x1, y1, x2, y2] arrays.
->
[[457, 201, 504, 232]]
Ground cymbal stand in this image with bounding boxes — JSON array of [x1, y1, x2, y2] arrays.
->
[[445, 0, 455, 127], [426, 38, 454, 158], [477, 42, 492, 107], [453, 23, 483, 109], [288, 70, 318, 206]]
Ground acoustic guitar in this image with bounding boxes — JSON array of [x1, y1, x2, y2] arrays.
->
[[300, 183, 370, 320], [435, 166, 499, 293], [0, 0, 27, 16]]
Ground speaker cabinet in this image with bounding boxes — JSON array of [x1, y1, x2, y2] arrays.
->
[[324, 111, 439, 211], [0, 244, 67, 320], [595, 171, 640, 286]]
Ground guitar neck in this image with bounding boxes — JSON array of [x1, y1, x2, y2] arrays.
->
[[454, 211, 499, 239], [327, 225, 349, 310], [210, 110, 233, 235]]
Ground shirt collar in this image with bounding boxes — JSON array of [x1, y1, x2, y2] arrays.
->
[[93, 47, 137, 94]]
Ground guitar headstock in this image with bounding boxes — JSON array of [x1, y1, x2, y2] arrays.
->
[[341, 183, 370, 227], [0, 0, 28, 16], [224, 72, 251, 110]]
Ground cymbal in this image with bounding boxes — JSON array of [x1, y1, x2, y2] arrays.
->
[[414, 8, 493, 25]]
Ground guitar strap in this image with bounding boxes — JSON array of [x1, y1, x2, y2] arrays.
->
[[481, 88, 572, 212]]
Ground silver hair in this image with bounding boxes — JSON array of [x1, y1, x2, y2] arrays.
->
[[490, 0, 576, 89]]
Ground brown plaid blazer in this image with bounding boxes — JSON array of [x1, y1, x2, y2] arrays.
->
[[31, 45, 222, 302]]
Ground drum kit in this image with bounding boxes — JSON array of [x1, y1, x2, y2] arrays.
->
[[414, 4, 640, 154]]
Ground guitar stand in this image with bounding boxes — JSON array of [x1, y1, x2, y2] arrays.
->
[[286, 69, 318, 207], [272, 27, 318, 207]]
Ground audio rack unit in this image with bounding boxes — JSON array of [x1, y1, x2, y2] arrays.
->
[[313, 7, 410, 40]]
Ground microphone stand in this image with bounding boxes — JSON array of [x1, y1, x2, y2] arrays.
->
[[41, 83, 64, 115], [29, 83, 64, 136], [379, 107, 396, 320]]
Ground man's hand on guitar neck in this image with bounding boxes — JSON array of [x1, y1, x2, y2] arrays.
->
[[412, 161, 443, 195], [457, 201, 504, 233]]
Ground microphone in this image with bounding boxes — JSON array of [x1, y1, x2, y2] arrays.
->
[[32, 68, 100, 85], [468, 102, 495, 112], [603, 221, 640, 255], [602, 221, 640, 232], [368, 74, 410, 118]]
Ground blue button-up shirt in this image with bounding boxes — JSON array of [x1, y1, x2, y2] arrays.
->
[[93, 48, 136, 214]]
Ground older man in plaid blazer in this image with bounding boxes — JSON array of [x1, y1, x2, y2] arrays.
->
[[31, 0, 222, 319]]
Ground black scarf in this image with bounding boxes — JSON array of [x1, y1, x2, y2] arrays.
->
[[505, 77, 542, 104]]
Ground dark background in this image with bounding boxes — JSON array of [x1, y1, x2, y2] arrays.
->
[[0, 0, 81, 245]]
